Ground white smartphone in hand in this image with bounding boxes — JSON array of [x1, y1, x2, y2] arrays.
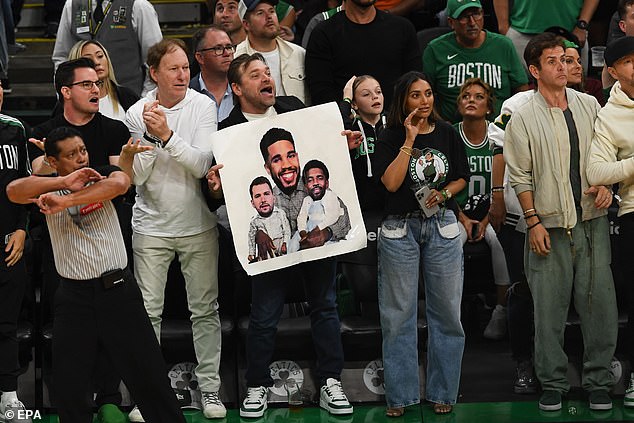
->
[[415, 185, 440, 217]]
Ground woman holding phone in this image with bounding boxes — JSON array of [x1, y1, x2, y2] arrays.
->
[[374, 71, 469, 417]]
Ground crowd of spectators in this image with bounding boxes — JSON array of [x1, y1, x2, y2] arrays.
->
[[1, 0, 633, 421]]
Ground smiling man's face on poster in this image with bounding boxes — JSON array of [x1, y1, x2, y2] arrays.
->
[[264, 139, 300, 195]]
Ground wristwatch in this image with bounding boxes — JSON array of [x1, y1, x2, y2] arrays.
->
[[575, 19, 589, 30], [144, 131, 173, 147]]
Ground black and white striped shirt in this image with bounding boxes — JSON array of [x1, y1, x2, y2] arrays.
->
[[46, 167, 127, 280]]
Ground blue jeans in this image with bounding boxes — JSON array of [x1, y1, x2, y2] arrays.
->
[[246, 257, 343, 387], [378, 210, 465, 407]]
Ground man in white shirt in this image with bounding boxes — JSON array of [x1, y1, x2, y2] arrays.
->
[[125, 38, 225, 421], [587, 36, 634, 408]]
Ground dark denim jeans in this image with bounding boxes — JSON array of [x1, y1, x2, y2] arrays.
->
[[497, 224, 533, 362], [246, 257, 343, 388]]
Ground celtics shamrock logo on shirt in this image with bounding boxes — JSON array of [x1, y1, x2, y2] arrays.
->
[[408, 148, 448, 189]]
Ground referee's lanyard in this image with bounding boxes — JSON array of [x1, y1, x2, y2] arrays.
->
[[89, 0, 112, 36]]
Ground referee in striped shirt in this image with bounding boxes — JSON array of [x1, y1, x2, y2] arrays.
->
[[7, 127, 187, 423]]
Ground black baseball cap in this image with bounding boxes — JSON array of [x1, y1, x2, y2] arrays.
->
[[605, 36, 634, 67]]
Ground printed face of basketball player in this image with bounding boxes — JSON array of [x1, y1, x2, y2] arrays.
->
[[251, 182, 275, 217], [305, 167, 329, 201], [264, 139, 300, 195]]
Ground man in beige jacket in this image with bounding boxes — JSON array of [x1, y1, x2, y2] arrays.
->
[[505, 32, 617, 413]]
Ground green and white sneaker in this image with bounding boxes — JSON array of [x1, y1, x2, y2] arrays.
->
[[240, 386, 268, 418], [625, 373, 634, 408], [319, 378, 353, 415]]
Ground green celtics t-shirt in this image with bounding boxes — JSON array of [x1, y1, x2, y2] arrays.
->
[[510, 0, 583, 34], [423, 31, 527, 123], [452, 122, 492, 208]]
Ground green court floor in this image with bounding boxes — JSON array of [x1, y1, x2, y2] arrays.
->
[[35, 401, 634, 422]]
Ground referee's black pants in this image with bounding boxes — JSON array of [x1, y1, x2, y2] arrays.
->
[[53, 269, 186, 423]]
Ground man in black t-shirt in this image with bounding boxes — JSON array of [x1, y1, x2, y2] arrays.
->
[[29, 58, 131, 422], [30, 58, 129, 173], [305, 0, 421, 108]]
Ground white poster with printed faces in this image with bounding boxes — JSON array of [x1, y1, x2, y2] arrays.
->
[[211, 103, 367, 275]]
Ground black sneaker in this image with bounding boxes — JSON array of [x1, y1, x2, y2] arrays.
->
[[1, 79, 12, 94], [589, 390, 612, 411], [514, 360, 537, 394], [539, 390, 562, 411]]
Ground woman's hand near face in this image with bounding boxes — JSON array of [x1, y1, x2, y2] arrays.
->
[[403, 108, 420, 144]]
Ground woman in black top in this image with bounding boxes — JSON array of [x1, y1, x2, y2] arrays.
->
[[373, 71, 470, 417]]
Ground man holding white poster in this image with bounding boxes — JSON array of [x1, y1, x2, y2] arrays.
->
[[209, 52, 360, 418]]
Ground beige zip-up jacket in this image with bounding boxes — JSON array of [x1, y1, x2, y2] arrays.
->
[[504, 88, 604, 229], [587, 81, 634, 217], [236, 36, 309, 105]]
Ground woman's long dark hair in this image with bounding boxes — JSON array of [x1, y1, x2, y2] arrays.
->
[[386, 71, 440, 129]]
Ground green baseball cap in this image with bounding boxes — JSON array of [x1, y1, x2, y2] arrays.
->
[[447, 0, 483, 19]]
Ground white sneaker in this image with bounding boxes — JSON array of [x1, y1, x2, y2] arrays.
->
[[202, 391, 226, 418], [0, 399, 32, 423], [483, 304, 507, 340], [625, 373, 634, 407], [319, 378, 353, 415], [128, 405, 145, 422], [240, 386, 268, 418]]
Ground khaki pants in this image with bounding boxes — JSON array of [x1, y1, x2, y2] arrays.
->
[[526, 215, 617, 393], [133, 228, 222, 392]]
